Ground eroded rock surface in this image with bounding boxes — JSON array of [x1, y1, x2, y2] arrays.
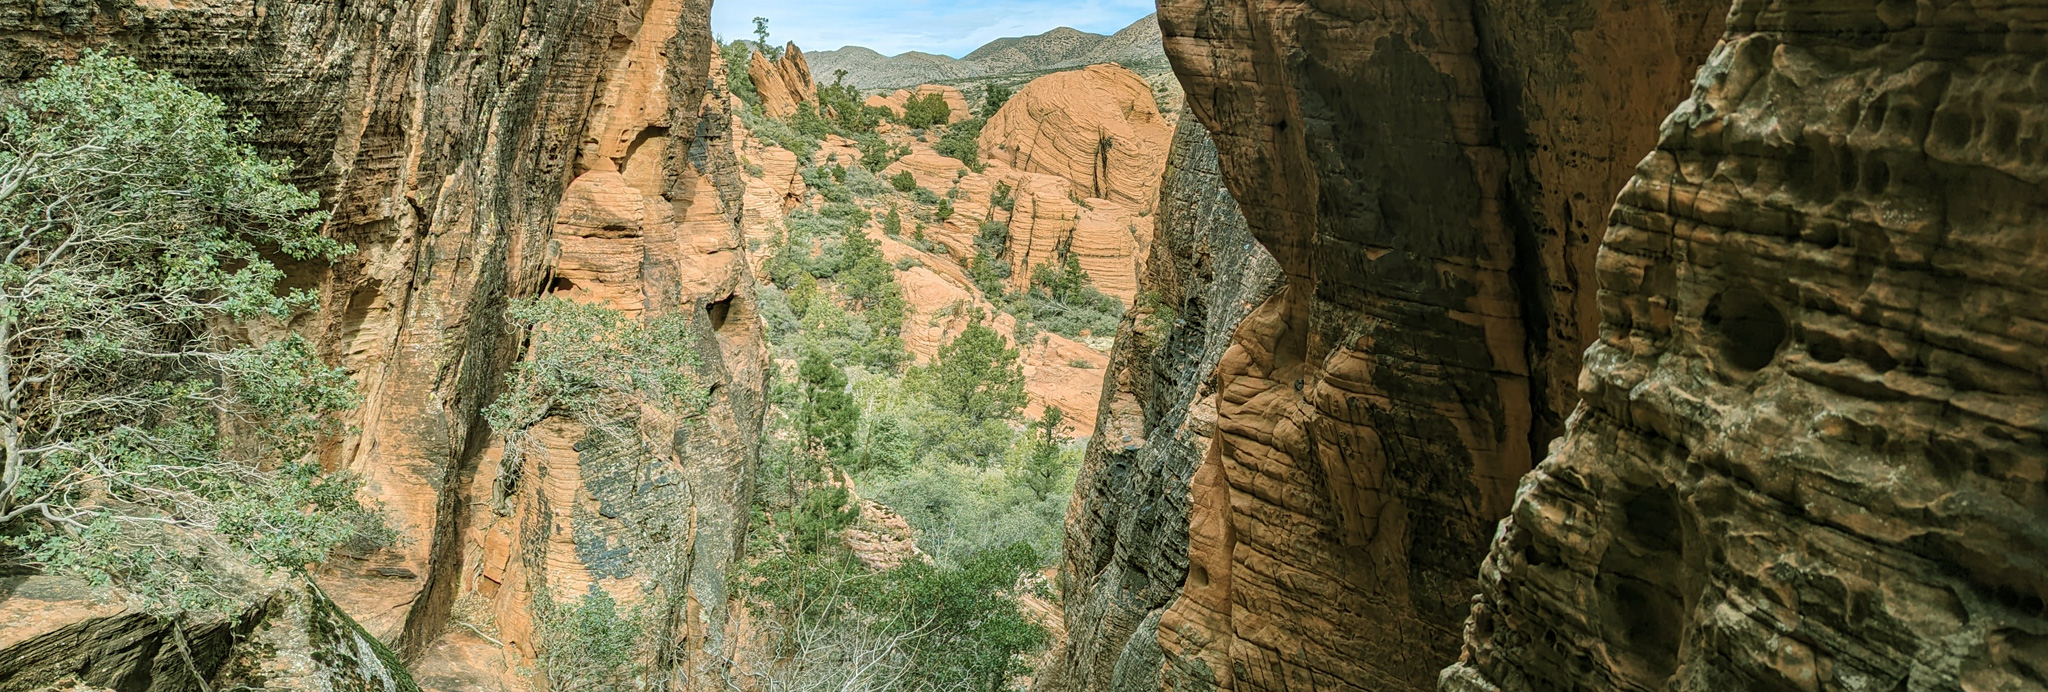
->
[[1033, 112, 1280, 692], [981, 64, 1171, 210], [0, 0, 765, 688], [0, 575, 416, 692], [1444, 3, 2048, 690], [748, 42, 818, 119], [1103, 0, 1729, 688]]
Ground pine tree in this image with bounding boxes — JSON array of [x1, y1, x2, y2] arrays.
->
[[798, 350, 859, 461], [1021, 406, 1069, 500], [913, 314, 1026, 427]]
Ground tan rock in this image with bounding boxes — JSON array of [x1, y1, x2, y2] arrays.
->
[[747, 42, 819, 118], [980, 64, 1172, 209]]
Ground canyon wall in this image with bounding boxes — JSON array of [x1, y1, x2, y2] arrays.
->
[[0, 0, 764, 688], [1082, 0, 1728, 688], [1445, 2, 2048, 690], [1034, 111, 1280, 692]]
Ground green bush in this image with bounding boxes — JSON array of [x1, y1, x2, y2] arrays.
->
[[980, 82, 1013, 118], [845, 164, 890, 198], [0, 53, 383, 613], [890, 170, 918, 193], [935, 117, 985, 169], [535, 586, 643, 690], [900, 92, 952, 129], [1015, 244, 1127, 339]]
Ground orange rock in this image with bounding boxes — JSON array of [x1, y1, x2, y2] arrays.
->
[[747, 42, 818, 118], [980, 64, 1171, 209]]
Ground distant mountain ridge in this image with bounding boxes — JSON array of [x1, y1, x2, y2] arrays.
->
[[806, 14, 1166, 90]]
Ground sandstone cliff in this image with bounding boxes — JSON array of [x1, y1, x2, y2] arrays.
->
[[748, 42, 818, 119], [1444, 2, 2048, 690], [0, 0, 766, 688], [981, 64, 1171, 210], [1044, 0, 1728, 688], [1034, 111, 1280, 692]]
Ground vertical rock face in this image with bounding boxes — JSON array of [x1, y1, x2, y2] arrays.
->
[[0, 0, 765, 687], [1445, 3, 2048, 690], [977, 64, 1175, 301], [1136, 0, 1726, 688], [747, 43, 818, 119], [1034, 111, 1280, 692]]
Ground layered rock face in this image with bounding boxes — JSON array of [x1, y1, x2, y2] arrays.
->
[[747, 42, 818, 118], [0, 0, 765, 688], [1445, 3, 2048, 690], [981, 64, 1171, 209], [1033, 112, 1280, 692], [1110, 0, 1728, 688], [955, 64, 1174, 301]]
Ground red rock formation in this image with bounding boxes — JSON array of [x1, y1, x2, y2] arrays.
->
[[1445, 2, 2048, 690], [0, 0, 767, 687], [981, 65, 1171, 209], [748, 42, 819, 118], [1037, 0, 1726, 689]]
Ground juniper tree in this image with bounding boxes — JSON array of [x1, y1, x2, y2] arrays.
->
[[0, 54, 378, 611]]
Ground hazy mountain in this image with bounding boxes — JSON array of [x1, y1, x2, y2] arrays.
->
[[806, 14, 1166, 91]]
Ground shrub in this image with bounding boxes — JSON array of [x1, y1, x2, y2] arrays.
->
[[935, 118, 985, 169], [845, 164, 890, 197], [911, 187, 941, 205], [992, 182, 1016, 211], [900, 92, 952, 129], [882, 204, 903, 236], [890, 170, 918, 193], [0, 54, 381, 613], [1017, 246, 1126, 339], [536, 586, 643, 690], [980, 83, 1013, 118]]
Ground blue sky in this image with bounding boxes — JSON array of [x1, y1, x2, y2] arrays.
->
[[710, 0, 1156, 58]]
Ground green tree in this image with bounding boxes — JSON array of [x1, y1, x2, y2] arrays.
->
[[980, 83, 1014, 118], [1021, 406, 1069, 500], [900, 92, 951, 129], [753, 16, 781, 60], [913, 316, 1026, 427], [883, 204, 903, 236], [890, 170, 918, 193], [0, 54, 380, 612], [798, 350, 858, 460]]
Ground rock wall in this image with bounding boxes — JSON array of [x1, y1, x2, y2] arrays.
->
[[1131, 0, 1727, 688], [1444, 2, 2048, 690], [0, 574, 416, 692], [1033, 111, 1280, 692], [747, 42, 817, 119], [981, 64, 1172, 210], [973, 65, 1174, 301], [0, 0, 765, 688]]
